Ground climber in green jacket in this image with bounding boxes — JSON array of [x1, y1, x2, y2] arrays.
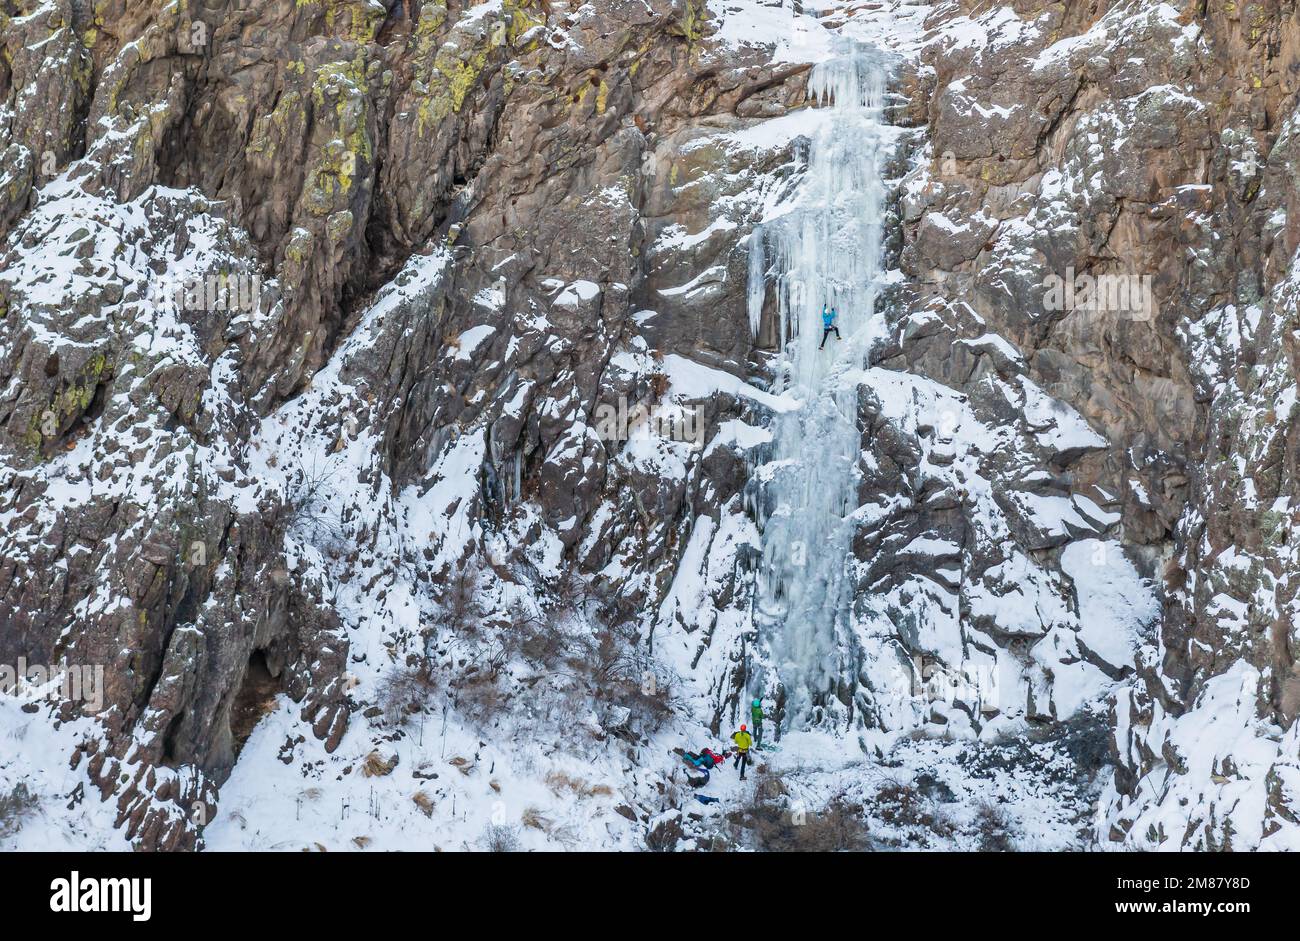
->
[[750, 698, 767, 748]]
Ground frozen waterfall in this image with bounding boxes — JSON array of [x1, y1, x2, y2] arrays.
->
[[746, 44, 894, 729]]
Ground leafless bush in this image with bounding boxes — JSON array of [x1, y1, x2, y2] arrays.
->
[[870, 780, 957, 844], [0, 782, 38, 837], [506, 576, 681, 740], [589, 620, 642, 687], [283, 458, 346, 548], [592, 668, 677, 738], [375, 659, 439, 726], [645, 813, 683, 852], [973, 800, 1017, 852], [481, 823, 521, 853], [585, 615, 678, 736], [552, 570, 597, 614], [742, 785, 869, 852], [455, 668, 507, 727], [507, 604, 566, 666], [436, 560, 485, 636], [797, 800, 870, 851]]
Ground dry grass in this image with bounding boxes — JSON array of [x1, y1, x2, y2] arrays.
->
[[361, 749, 399, 777], [521, 806, 551, 830], [411, 791, 434, 818], [545, 771, 613, 799]]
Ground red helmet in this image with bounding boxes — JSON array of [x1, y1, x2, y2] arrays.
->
[[740, 724, 747, 731]]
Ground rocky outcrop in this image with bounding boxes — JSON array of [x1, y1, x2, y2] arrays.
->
[[3, 0, 1298, 852], [895, 0, 1300, 849], [0, 0, 810, 849]]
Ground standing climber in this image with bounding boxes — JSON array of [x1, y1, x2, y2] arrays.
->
[[819, 305, 841, 349], [731, 724, 754, 781], [750, 698, 767, 748]]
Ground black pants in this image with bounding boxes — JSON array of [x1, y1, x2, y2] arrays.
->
[[820, 326, 840, 348], [734, 750, 749, 780], [753, 723, 763, 748]]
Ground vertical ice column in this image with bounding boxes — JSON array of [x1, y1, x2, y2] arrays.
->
[[747, 43, 891, 728]]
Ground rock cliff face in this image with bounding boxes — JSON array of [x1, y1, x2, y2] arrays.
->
[[0, 0, 1297, 852], [901, 0, 1300, 850]]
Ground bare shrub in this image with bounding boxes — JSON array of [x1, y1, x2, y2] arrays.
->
[[645, 813, 683, 852], [282, 458, 345, 549], [0, 782, 38, 837], [481, 823, 521, 852], [973, 800, 1017, 851], [544, 822, 586, 848], [584, 609, 678, 736], [751, 767, 789, 806], [874, 782, 925, 826], [745, 789, 868, 852], [455, 668, 507, 727], [375, 659, 438, 726], [510, 606, 567, 666], [620, 676, 677, 735], [793, 801, 869, 851], [552, 570, 596, 613], [871, 780, 956, 844], [436, 559, 485, 636], [589, 620, 640, 687], [503, 575, 681, 742]]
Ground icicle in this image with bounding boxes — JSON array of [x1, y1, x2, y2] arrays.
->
[[747, 228, 767, 339]]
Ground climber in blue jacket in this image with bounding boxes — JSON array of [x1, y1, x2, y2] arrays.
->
[[820, 305, 841, 349]]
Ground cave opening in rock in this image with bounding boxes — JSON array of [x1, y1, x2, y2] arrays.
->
[[162, 710, 185, 764], [230, 650, 282, 758]]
